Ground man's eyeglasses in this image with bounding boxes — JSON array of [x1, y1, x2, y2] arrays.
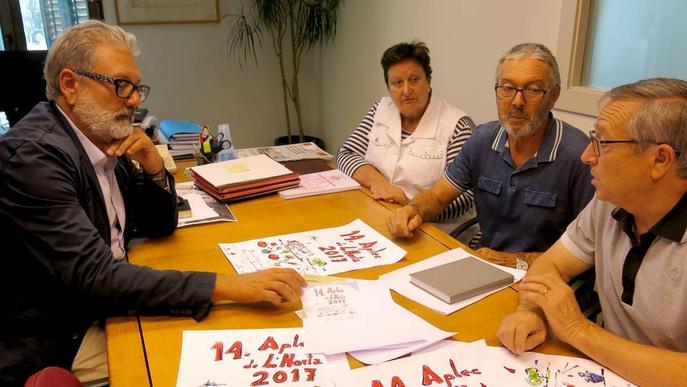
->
[[75, 70, 150, 102], [495, 85, 551, 103], [589, 129, 681, 157]]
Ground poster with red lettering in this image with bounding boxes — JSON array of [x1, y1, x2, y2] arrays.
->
[[335, 340, 494, 387], [219, 219, 406, 275], [175, 328, 348, 387], [335, 339, 636, 387]]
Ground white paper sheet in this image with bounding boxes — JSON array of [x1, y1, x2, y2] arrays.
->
[[335, 340, 496, 387], [175, 328, 348, 387], [380, 248, 526, 315], [334, 340, 636, 387], [485, 345, 636, 387], [220, 219, 406, 275], [300, 279, 454, 356], [279, 169, 361, 199]]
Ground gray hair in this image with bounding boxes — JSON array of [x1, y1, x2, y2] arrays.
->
[[44, 20, 138, 100], [603, 78, 687, 178], [495, 43, 561, 87]]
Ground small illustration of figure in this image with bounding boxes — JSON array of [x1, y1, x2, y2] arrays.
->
[[525, 367, 547, 386], [578, 370, 605, 383], [199, 125, 214, 163]]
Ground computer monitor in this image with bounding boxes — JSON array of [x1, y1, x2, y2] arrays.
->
[[0, 50, 48, 126]]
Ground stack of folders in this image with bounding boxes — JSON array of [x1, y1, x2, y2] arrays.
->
[[156, 120, 202, 159], [190, 154, 300, 202], [409, 257, 514, 304]]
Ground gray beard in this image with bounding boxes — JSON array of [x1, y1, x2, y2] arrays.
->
[[503, 120, 538, 140], [73, 93, 133, 144]]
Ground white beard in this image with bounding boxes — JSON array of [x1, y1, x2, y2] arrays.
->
[[73, 92, 133, 144]]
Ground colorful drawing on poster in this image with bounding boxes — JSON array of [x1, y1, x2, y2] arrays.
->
[[525, 365, 549, 386], [220, 219, 406, 275], [578, 370, 605, 383]]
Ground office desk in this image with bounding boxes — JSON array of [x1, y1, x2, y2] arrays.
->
[[106, 185, 578, 386]]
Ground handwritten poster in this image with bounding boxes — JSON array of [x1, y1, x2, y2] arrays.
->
[[175, 328, 348, 387], [334, 340, 636, 387], [335, 340, 493, 387], [220, 219, 406, 275]]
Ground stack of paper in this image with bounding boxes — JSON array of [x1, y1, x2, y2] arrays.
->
[[299, 278, 455, 364], [279, 169, 361, 199], [190, 154, 300, 202], [234, 142, 333, 161], [157, 120, 202, 159]]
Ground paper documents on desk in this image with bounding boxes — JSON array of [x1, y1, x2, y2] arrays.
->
[[299, 278, 454, 360], [336, 338, 636, 386], [175, 328, 349, 387], [380, 248, 525, 315], [234, 141, 332, 161], [176, 183, 236, 227], [279, 169, 361, 199], [219, 219, 405, 275]]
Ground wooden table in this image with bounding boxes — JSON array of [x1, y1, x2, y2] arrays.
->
[[106, 176, 577, 386]]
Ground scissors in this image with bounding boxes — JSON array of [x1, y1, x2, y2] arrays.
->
[[212, 132, 232, 153]]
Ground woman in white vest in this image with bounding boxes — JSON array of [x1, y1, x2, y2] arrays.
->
[[337, 41, 476, 235]]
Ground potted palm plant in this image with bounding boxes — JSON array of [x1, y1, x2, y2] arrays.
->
[[225, 0, 342, 149]]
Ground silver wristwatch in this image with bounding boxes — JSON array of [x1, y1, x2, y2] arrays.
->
[[515, 254, 529, 271]]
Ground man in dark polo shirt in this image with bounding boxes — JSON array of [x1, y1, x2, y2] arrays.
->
[[498, 77, 687, 386], [388, 43, 594, 270]]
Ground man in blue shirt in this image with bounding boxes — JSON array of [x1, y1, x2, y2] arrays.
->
[[388, 43, 594, 269]]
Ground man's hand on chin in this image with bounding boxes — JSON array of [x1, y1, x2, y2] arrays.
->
[[106, 127, 164, 174]]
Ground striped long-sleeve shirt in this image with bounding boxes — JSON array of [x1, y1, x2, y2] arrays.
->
[[337, 99, 476, 222]]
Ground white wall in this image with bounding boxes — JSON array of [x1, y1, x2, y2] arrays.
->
[[102, 0, 596, 151], [103, 0, 322, 148], [321, 0, 596, 152]]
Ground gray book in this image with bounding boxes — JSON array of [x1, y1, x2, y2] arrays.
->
[[409, 257, 514, 304]]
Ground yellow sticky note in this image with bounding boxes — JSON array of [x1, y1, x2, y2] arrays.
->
[[225, 164, 249, 173]]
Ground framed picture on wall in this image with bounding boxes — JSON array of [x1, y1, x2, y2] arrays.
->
[[115, 0, 219, 25]]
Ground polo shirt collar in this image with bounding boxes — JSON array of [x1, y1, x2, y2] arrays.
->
[[491, 113, 563, 163], [612, 192, 687, 243]]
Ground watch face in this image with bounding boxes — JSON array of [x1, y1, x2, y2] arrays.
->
[[515, 258, 529, 271]]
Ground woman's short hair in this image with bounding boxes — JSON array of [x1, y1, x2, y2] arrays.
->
[[381, 41, 432, 85], [44, 20, 138, 101], [604, 78, 687, 177]]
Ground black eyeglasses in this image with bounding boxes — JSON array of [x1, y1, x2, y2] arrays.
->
[[495, 85, 551, 103], [589, 129, 681, 157], [588, 129, 636, 157], [75, 70, 150, 102]]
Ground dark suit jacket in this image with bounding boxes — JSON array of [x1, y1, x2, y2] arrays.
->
[[0, 102, 216, 386]]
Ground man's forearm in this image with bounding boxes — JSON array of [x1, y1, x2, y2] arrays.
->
[[408, 188, 460, 222]]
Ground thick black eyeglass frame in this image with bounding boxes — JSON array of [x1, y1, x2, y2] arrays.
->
[[589, 129, 681, 157], [75, 70, 150, 102], [494, 85, 551, 103]]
